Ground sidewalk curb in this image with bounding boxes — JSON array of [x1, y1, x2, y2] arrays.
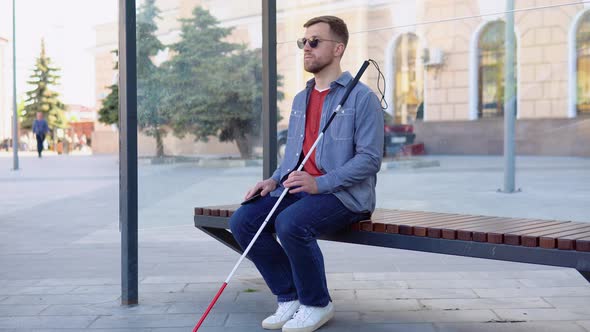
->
[[380, 158, 440, 171], [141, 155, 441, 169]]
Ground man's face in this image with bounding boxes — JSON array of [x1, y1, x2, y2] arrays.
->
[[36, 113, 43, 120], [302, 22, 343, 74]]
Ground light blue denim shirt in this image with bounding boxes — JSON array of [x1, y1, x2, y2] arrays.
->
[[32, 119, 49, 135], [270, 71, 384, 213]]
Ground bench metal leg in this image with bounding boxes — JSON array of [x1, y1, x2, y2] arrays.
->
[[197, 226, 244, 255]]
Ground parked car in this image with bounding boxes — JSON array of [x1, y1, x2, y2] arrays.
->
[[383, 124, 416, 157], [277, 129, 288, 160]]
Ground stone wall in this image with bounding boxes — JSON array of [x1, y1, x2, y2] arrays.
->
[[414, 117, 590, 156]]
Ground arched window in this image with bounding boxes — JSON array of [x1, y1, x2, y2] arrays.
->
[[394, 33, 423, 124], [478, 20, 517, 118], [577, 11, 590, 115]]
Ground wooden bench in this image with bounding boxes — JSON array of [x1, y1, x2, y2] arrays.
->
[[194, 205, 590, 283]]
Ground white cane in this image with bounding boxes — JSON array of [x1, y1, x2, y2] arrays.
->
[[193, 60, 371, 331]]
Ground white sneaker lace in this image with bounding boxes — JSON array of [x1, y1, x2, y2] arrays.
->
[[291, 305, 313, 321]]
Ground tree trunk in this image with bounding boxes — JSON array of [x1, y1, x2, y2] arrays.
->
[[155, 128, 164, 158], [235, 136, 251, 159]]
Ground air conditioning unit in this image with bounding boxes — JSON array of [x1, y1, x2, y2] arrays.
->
[[423, 48, 444, 67]]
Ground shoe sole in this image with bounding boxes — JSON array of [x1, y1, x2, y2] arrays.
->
[[282, 308, 335, 332], [262, 320, 288, 330]]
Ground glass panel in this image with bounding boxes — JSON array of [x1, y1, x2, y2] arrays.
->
[[394, 33, 424, 124], [130, 0, 263, 228], [477, 20, 517, 118], [274, 1, 588, 224]]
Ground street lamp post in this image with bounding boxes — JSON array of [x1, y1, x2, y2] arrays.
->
[[502, 0, 516, 193], [11, 0, 19, 170]]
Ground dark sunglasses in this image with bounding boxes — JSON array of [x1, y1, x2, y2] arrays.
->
[[297, 37, 340, 49]]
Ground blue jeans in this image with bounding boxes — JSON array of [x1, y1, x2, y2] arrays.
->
[[229, 192, 369, 307], [36, 134, 45, 157]]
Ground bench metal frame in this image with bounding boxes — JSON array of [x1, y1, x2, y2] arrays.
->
[[195, 214, 590, 283]]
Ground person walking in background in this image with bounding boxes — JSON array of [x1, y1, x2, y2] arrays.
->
[[32, 112, 49, 158]]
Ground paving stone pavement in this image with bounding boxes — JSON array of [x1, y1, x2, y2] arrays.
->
[[0, 154, 588, 331]]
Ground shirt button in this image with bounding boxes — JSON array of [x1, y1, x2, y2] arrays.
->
[[301, 134, 303, 137], [287, 168, 290, 171]]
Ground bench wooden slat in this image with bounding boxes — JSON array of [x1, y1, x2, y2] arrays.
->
[[193, 205, 590, 252], [557, 230, 590, 250], [448, 218, 530, 241], [427, 219, 501, 238], [466, 219, 556, 242], [363, 215, 513, 239], [368, 213, 469, 235], [424, 217, 500, 239], [394, 214, 486, 227], [371, 209, 433, 218], [416, 216, 499, 237], [540, 226, 590, 249], [437, 217, 516, 239], [194, 205, 590, 284], [195, 205, 239, 216], [452, 219, 567, 244], [482, 220, 566, 244], [576, 238, 590, 252], [454, 218, 539, 241], [397, 215, 489, 236], [376, 213, 484, 227], [502, 221, 575, 245], [520, 223, 590, 247], [422, 217, 515, 239], [369, 211, 453, 223]]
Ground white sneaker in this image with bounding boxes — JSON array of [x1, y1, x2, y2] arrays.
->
[[282, 302, 335, 332], [262, 300, 300, 330]]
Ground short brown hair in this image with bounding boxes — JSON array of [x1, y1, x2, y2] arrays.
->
[[303, 16, 349, 48]]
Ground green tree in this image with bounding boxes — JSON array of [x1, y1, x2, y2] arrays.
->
[[22, 39, 67, 134], [98, 50, 119, 126], [162, 6, 283, 158], [98, 83, 119, 126], [137, 0, 167, 157]]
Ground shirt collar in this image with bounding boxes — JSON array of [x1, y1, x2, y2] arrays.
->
[[305, 71, 353, 89]]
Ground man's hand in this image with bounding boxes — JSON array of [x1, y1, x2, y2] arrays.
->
[[244, 178, 278, 200], [283, 171, 318, 194]]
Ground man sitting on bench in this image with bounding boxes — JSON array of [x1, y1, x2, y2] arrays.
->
[[229, 15, 384, 332]]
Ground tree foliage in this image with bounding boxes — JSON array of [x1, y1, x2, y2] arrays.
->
[[162, 6, 283, 158], [137, 0, 167, 157], [22, 39, 67, 132], [97, 5, 284, 159], [98, 83, 119, 126]]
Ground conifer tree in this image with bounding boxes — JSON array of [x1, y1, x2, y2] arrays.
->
[[137, 0, 167, 157], [22, 39, 67, 134], [162, 7, 283, 158], [98, 50, 119, 126]]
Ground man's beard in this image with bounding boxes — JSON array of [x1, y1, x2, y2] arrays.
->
[[304, 57, 332, 74]]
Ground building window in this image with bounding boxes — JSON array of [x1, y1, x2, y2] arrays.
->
[[394, 33, 423, 124], [478, 20, 517, 118], [577, 11, 590, 115]]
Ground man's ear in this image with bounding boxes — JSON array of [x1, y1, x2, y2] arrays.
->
[[334, 43, 345, 58]]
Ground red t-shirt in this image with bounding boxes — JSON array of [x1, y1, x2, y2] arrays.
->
[[302, 87, 330, 177]]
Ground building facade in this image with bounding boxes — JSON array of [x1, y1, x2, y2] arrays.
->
[[92, 0, 590, 156], [0, 36, 10, 143]]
